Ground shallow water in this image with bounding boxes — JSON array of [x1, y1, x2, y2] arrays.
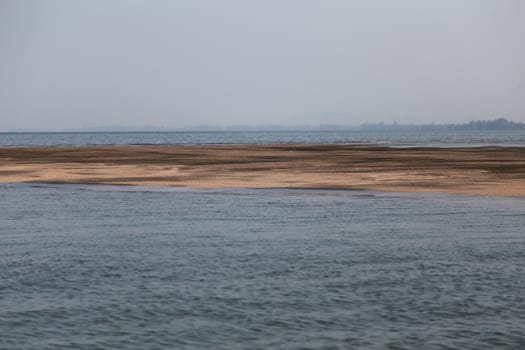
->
[[2, 129, 525, 147], [1, 184, 524, 349]]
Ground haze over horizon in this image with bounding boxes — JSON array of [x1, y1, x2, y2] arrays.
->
[[1, 0, 524, 130]]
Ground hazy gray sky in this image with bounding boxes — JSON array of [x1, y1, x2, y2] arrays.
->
[[1, 0, 524, 130]]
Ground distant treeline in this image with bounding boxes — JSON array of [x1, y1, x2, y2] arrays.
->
[[180, 118, 525, 131], [358, 118, 525, 131]]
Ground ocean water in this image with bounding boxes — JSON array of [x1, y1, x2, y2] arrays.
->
[[1, 129, 525, 147], [1, 183, 524, 349]]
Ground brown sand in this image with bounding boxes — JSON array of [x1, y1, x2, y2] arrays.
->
[[1, 144, 525, 196]]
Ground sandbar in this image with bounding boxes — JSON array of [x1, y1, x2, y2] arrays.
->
[[1, 144, 525, 196]]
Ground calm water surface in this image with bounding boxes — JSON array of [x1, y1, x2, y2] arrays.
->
[[2, 130, 525, 147], [1, 184, 524, 349]]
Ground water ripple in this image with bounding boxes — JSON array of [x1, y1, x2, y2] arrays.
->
[[0, 184, 524, 349]]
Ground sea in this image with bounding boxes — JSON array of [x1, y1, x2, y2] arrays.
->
[[1, 130, 525, 349], [1, 129, 525, 147]]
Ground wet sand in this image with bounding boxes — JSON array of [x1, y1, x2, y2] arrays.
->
[[1, 144, 525, 196]]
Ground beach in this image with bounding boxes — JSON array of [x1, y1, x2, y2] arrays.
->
[[1, 144, 525, 196]]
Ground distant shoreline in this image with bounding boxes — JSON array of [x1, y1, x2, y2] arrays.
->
[[1, 144, 525, 197], [3, 118, 525, 133]]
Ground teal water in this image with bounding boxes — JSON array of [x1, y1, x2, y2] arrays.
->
[[1, 130, 525, 147], [1, 184, 524, 349]]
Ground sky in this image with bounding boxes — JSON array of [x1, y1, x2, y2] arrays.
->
[[0, 0, 524, 130]]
